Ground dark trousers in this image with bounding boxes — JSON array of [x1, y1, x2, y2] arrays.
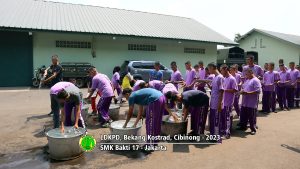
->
[[286, 87, 295, 108], [296, 88, 300, 107], [277, 86, 288, 109], [50, 94, 60, 128], [262, 91, 276, 112], [240, 107, 257, 132]]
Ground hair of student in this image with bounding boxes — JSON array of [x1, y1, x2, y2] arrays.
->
[[57, 90, 68, 99], [207, 62, 217, 69], [165, 91, 177, 103], [122, 88, 133, 95], [113, 66, 121, 74], [194, 64, 199, 68], [154, 61, 160, 66], [279, 59, 284, 62], [230, 65, 236, 69], [52, 55, 59, 59], [220, 64, 229, 71], [185, 61, 191, 65], [171, 61, 177, 65], [290, 61, 295, 65], [88, 66, 96, 72], [246, 54, 254, 60], [139, 82, 147, 89], [269, 62, 275, 67], [198, 61, 204, 65], [245, 68, 254, 74]]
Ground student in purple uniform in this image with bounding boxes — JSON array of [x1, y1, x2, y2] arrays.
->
[[122, 88, 165, 153], [195, 61, 207, 92], [183, 61, 196, 91], [238, 68, 262, 135], [86, 67, 114, 128], [165, 90, 209, 135], [149, 61, 163, 81], [286, 62, 300, 108], [277, 64, 291, 111], [149, 80, 165, 91], [166, 61, 184, 90], [112, 66, 122, 104], [220, 64, 238, 138], [296, 65, 300, 108], [276, 59, 288, 71], [162, 83, 180, 115], [263, 63, 269, 73], [261, 62, 279, 113], [230, 65, 242, 117], [242, 55, 264, 80], [57, 85, 85, 133], [132, 80, 146, 91], [207, 63, 224, 136]]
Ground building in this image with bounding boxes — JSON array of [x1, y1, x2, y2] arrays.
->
[[217, 46, 245, 67], [0, 0, 235, 87], [238, 29, 300, 67]]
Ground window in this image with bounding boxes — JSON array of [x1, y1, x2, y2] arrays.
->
[[128, 44, 156, 51], [260, 38, 266, 48], [184, 48, 205, 54], [251, 39, 257, 49], [56, 40, 92, 48]]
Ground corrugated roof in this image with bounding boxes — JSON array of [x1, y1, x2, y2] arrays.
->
[[238, 28, 300, 47], [0, 0, 236, 45]]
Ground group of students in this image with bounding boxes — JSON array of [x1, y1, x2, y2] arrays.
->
[[46, 54, 300, 152]]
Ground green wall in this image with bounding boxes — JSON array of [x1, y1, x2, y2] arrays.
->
[[239, 32, 300, 67], [33, 32, 217, 78]]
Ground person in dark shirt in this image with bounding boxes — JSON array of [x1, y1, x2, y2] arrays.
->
[[43, 55, 63, 87], [165, 90, 209, 135], [57, 85, 85, 133]]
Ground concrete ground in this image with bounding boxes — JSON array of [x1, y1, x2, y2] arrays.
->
[[0, 88, 300, 169]]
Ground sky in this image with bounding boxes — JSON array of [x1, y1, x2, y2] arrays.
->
[[49, 0, 300, 41]]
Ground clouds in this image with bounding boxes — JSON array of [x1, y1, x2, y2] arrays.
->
[[48, 0, 300, 40]]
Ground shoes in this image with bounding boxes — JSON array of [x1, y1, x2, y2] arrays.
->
[[48, 112, 53, 116], [250, 131, 256, 135], [101, 122, 110, 128]]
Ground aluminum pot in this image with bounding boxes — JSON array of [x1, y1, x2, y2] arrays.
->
[[108, 104, 120, 121], [109, 120, 142, 143], [81, 104, 89, 122], [46, 127, 86, 160], [161, 110, 187, 137]]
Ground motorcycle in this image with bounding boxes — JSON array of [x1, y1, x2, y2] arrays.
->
[[32, 65, 51, 88]]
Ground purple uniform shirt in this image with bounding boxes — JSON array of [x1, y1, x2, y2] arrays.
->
[[185, 69, 196, 86], [133, 80, 145, 91], [162, 83, 178, 94], [171, 70, 183, 89], [241, 77, 261, 109], [50, 82, 74, 95], [196, 68, 207, 88], [233, 73, 242, 90], [263, 71, 279, 91], [287, 69, 300, 88], [111, 72, 120, 89], [223, 75, 238, 107], [278, 71, 291, 87], [210, 74, 224, 109], [242, 65, 264, 78], [91, 73, 114, 97], [149, 80, 164, 91]]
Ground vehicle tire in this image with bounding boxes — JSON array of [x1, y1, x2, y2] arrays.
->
[[32, 78, 40, 88], [76, 78, 85, 88], [134, 76, 143, 80]]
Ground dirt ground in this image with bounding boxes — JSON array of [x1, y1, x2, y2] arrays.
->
[[0, 88, 300, 169]]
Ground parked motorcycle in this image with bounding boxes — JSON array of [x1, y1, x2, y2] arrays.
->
[[32, 65, 51, 88]]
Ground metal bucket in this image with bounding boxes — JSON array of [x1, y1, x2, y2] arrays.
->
[[109, 104, 120, 121], [81, 104, 89, 122], [109, 120, 142, 143], [161, 110, 187, 137], [46, 127, 86, 160]]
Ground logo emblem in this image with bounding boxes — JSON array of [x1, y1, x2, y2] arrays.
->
[[79, 135, 96, 152]]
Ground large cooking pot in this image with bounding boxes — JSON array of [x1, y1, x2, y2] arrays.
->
[[161, 110, 188, 137], [46, 127, 86, 160], [81, 104, 89, 122], [109, 120, 142, 143], [109, 104, 120, 121]]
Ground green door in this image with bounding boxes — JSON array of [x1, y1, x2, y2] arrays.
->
[[0, 31, 33, 87]]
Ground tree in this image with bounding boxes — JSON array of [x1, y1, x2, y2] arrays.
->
[[234, 33, 242, 42]]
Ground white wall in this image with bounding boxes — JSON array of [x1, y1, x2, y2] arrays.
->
[[33, 32, 218, 78]]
